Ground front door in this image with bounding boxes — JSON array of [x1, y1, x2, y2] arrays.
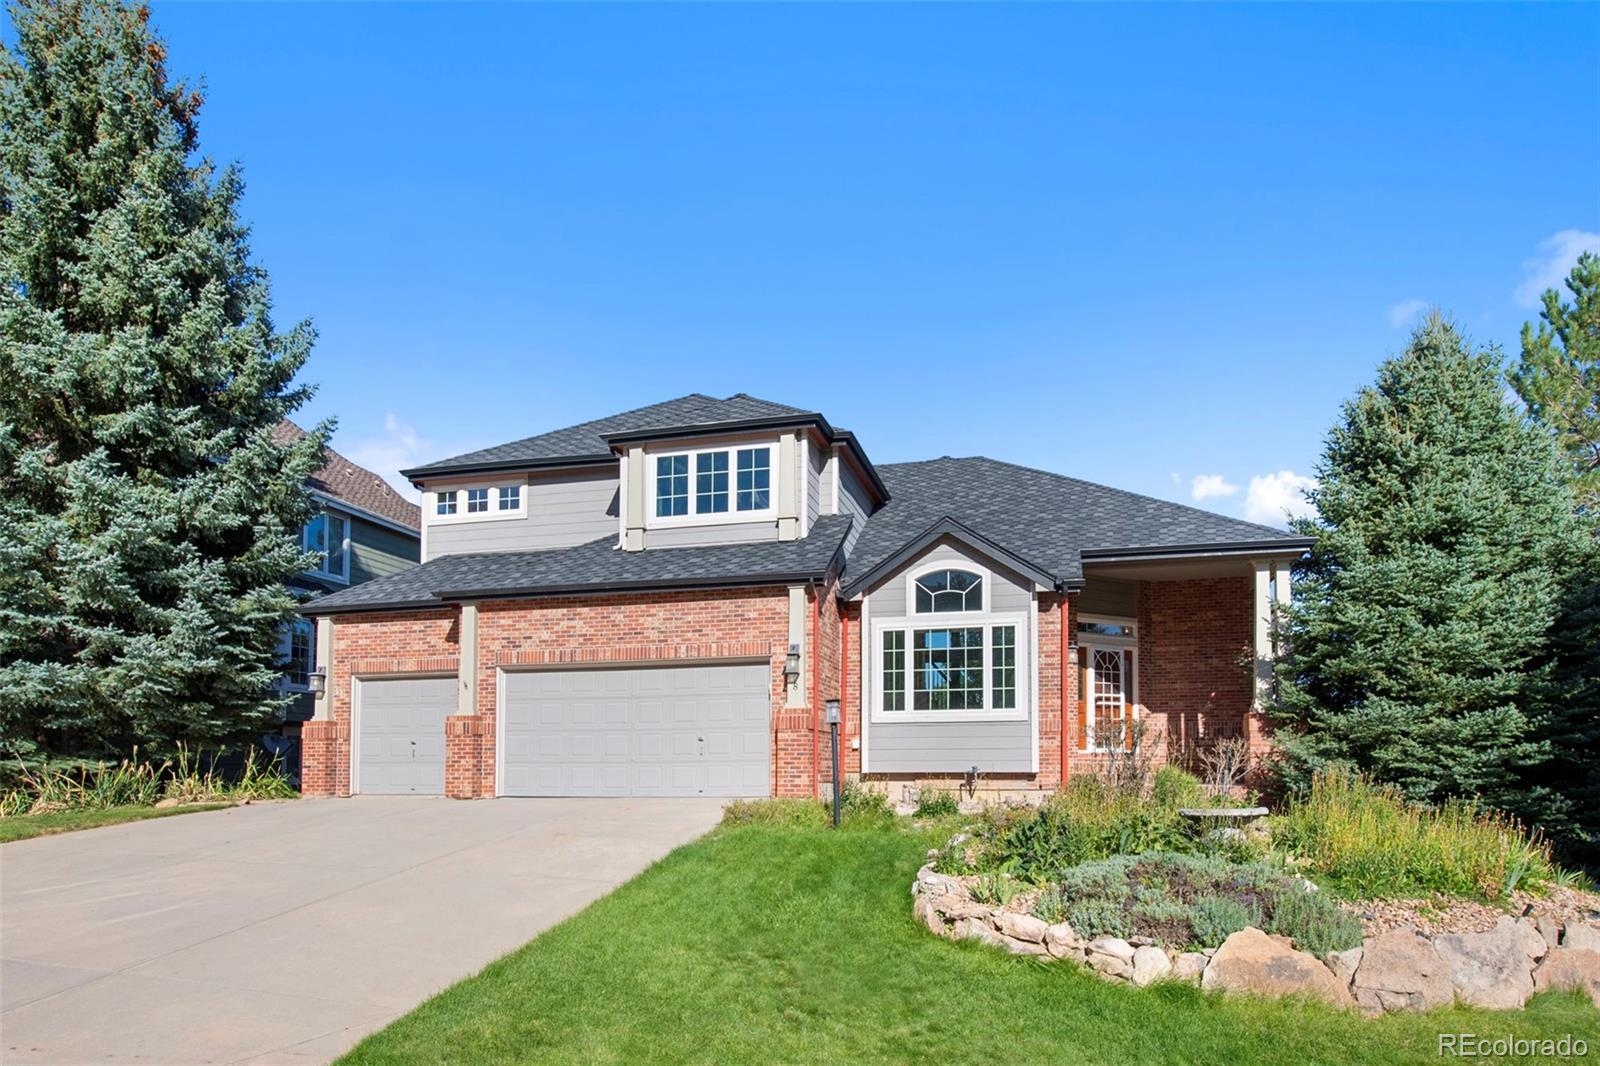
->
[[1077, 643, 1135, 751]]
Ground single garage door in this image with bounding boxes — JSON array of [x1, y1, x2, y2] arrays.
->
[[356, 676, 455, 795], [501, 663, 770, 797]]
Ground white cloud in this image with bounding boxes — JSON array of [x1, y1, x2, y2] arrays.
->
[[1190, 474, 1240, 501], [1515, 229, 1600, 309], [342, 414, 439, 502], [1244, 470, 1318, 526], [1386, 298, 1429, 328], [1169, 471, 1182, 487]]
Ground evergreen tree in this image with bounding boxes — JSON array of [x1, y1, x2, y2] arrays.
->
[[0, 0, 327, 759], [1272, 316, 1591, 827], [1512, 252, 1600, 515]]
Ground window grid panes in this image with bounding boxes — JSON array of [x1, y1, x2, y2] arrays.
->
[[325, 514, 347, 577], [736, 448, 771, 511], [1093, 648, 1127, 750], [656, 455, 689, 516], [466, 488, 489, 513], [914, 569, 984, 613], [436, 491, 457, 516], [696, 451, 729, 513], [286, 621, 314, 688], [991, 625, 1016, 709], [1078, 621, 1135, 639], [498, 485, 521, 511], [912, 627, 985, 710], [882, 630, 906, 711]]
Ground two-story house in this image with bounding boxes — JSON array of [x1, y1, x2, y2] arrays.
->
[[297, 394, 1308, 800], [273, 421, 421, 734]]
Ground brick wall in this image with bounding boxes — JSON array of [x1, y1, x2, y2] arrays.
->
[[1138, 576, 1256, 763]]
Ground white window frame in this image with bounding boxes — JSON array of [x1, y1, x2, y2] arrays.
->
[[278, 618, 316, 691], [905, 562, 988, 616], [427, 480, 527, 524], [303, 508, 350, 584], [645, 440, 778, 528], [1077, 614, 1139, 751]]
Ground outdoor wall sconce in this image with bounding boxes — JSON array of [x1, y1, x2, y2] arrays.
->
[[783, 643, 801, 685], [309, 668, 327, 697]]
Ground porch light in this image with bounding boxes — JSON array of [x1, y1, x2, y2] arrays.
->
[[783, 644, 801, 685], [308, 667, 327, 697]]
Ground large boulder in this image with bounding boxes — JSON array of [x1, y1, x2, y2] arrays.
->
[[955, 917, 1046, 956], [1536, 914, 1563, 954], [912, 893, 947, 937], [1200, 927, 1353, 1007], [1563, 923, 1600, 953], [1432, 923, 1535, 1010], [1172, 952, 1209, 984], [1325, 946, 1363, 988], [1044, 922, 1082, 960], [1352, 929, 1453, 1013], [1085, 936, 1136, 980], [928, 894, 992, 922], [1508, 916, 1548, 960], [994, 910, 1049, 944], [914, 865, 965, 898], [1131, 946, 1173, 987], [1533, 948, 1600, 1008]]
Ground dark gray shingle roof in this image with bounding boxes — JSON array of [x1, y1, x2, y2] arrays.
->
[[401, 394, 812, 478], [302, 515, 852, 614], [841, 457, 1307, 593]]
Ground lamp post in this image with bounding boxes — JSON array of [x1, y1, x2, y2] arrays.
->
[[825, 699, 841, 827]]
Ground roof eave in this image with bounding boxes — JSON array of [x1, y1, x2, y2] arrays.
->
[[400, 454, 617, 482], [840, 516, 1058, 600], [600, 412, 835, 447], [1079, 538, 1314, 563]]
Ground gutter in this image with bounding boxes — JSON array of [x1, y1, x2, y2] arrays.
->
[[1079, 538, 1313, 563], [400, 454, 616, 483]]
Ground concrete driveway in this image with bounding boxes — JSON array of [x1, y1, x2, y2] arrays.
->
[[1, 796, 725, 1064]]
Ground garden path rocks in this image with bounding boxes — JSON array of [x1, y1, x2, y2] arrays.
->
[[1200, 927, 1353, 1007], [1532, 948, 1600, 1007], [1432, 922, 1536, 1009], [1350, 929, 1452, 1014]]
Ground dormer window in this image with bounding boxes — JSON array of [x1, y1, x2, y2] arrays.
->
[[436, 491, 457, 516], [652, 445, 774, 521], [431, 483, 526, 522], [466, 488, 489, 514], [914, 569, 984, 613], [498, 485, 521, 511]]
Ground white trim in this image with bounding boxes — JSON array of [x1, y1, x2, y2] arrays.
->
[[1080, 641, 1139, 752], [644, 438, 779, 529], [1030, 588, 1040, 774], [303, 507, 352, 584], [1077, 613, 1138, 646], [859, 593, 871, 774], [868, 613, 1030, 724], [799, 435, 811, 537], [348, 670, 457, 796], [616, 450, 629, 548], [426, 478, 528, 525], [830, 447, 841, 516], [308, 490, 419, 540], [904, 560, 991, 617], [495, 666, 505, 797]]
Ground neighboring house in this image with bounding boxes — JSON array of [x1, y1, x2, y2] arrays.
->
[[297, 394, 1309, 800], [272, 421, 421, 732]]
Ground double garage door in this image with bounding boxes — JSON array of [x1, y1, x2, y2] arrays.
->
[[353, 663, 770, 797]]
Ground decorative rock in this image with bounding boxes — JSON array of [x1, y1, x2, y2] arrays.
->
[[1130, 935, 1156, 947], [1172, 952, 1208, 984], [153, 797, 180, 809], [1044, 923, 1082, 960], [955, 918, 1045, 956], [1086, 950, 1133, 981], [1088, 936, 1136, 964], [1352, 929, 1452, 1014], [1533, 948, 1600, 1008], [1536, 914, 1563, 953], [1326, 946, 1363, 987], [1201, 928, 1353, 1007], [1433, 923, 1536, 1010], [1131, 945, 1172, 987], [994, 910, 1049, 944], [1562, 923, 1600, 953], [1508, 916, 1549, 960], [915, 865, 964, 898], [912, 893, 947, 937], [927, 894, 991, 922]]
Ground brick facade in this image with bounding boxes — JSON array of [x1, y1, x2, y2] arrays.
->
[[302, 577, 1260, 801]]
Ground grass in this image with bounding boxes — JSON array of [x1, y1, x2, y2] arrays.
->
[[340, 822, 1598, 1066], [0, 802, 233, 842], [1272, 769, 1558, 900]]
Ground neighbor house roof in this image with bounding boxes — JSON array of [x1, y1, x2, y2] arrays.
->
[[838, 457, 1310, 597], [301, 515, 853, 615], [273, 421, 421, 533]]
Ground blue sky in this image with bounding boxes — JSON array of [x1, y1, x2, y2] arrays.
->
[[144, 3, 1598, 524]]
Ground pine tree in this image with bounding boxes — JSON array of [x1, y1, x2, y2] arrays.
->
[[0, 0, 328, 760], [1272, 315, 1591, 827], [1512, 252, 1600, 515]]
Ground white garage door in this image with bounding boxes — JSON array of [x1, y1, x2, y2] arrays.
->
[[356, 676, 455, 795], [501, 663, 770, 797]]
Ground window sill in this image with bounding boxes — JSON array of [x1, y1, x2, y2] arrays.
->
[[869, 709, 1029, 725], [646, 511, 777, 530]]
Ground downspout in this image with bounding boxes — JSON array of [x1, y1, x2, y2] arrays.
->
[[1059, 584, 1070, 790], [811, 580, 822, 800]]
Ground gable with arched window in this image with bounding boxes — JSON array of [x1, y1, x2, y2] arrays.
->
[[913, 568, 984, 614]]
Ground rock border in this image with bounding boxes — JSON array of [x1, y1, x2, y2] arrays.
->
[[911, 862, 1600, 1012]]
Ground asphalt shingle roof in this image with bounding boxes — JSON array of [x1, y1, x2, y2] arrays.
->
[[274, 421, 421, 532], [841, 456, 1306, 592], [302, 514, 852, 614], [402, 394, 813, 477]]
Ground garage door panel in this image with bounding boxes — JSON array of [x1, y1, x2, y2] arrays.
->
[[357, 677, 454, 795], [502, 663, 770, 797]]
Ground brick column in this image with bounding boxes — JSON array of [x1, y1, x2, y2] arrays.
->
[[444, 715, 486, 799], [301, 719, 350, 796]]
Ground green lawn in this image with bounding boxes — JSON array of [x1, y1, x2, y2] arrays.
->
[[342, 823, 1600, 1066], [0, 802, 233, 842]]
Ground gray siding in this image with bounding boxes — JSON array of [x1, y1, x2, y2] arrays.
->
[[865, 539, 1033, 619], [646, 520, 777, 548], [349, 517, 420, 585], [869, 720, 1033, 773], [426, 469, 618, 559], [806, 445, 824, 528], [838, 463, 872, 556], [1077, 577, 1138, 617]]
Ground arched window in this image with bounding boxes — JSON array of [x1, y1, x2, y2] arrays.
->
[[914, 568, 983, 613]]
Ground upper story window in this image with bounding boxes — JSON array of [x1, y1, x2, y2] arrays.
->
[[430, 482, 526, 522], [303, 510, 349, 582], [466, 488, 490, 514], [498, 485, 520, 511], [436, 491, 457, 516], [914, 568, 984, 613], [653, 445, 774, 521]]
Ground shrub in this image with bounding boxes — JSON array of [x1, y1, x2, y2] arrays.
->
[[1151, 765, 1209, 810], [914, 789, 961, 818], [1067, 898, 1131, 940], [969, 871, 1020, 906], [1189, 896, 1258, 947], [1272, 769, 1557, 899], [1265, 885, 1364, 957], [1032, 888, 1067, 924], [839, 782, 896, 828]]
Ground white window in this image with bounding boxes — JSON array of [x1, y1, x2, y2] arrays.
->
[[498, 485, 520, 511], [436, 491, 457, 516], [303, 510, 349, 582], [874, 562, 1026, 721], [651, 444, 775, 522], [430, 483, 525, 522], [466, 488, 489, 513], [279, 618, 315, 690], [1076, 617, 1138, 750]]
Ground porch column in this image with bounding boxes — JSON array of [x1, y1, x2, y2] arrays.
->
[[623, 445, 646, 551], [457, 602, 478, 716], [311, 616, 333, 721]]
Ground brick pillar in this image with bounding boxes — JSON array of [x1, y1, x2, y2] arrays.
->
[[301, 719, 350, 797], [444, 715, 486, 799]]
